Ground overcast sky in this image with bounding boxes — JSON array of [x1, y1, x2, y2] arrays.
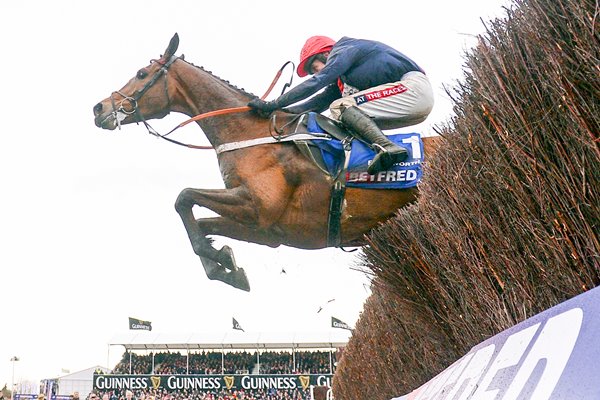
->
[[0, 0, 510, 390]]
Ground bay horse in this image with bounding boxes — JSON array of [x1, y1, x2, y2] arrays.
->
[[93, 33, 440, 291]]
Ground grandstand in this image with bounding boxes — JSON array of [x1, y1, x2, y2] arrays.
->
[[107, 331, 350, 375], [93, 332, 347, 399]]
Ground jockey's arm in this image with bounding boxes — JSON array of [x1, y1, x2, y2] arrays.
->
[[283, 84, 341, 114]]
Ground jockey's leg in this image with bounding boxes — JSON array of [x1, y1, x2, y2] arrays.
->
[[330, 72, 434, 174], [339, 105, 408, 174]]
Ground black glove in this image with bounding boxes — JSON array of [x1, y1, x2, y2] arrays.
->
[[247, 98, 279, 118]]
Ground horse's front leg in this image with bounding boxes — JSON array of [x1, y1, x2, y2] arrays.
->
[[197, 217, 283, 248], [174, 186, 258, 291]]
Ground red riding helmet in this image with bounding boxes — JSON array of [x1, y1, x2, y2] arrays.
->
[[297, 35, 336, 77]]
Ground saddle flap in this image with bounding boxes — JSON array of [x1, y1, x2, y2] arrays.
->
[[312, 113, 350, 141], [313, 132, 425, 189]]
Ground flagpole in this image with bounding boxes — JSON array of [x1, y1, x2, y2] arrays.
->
[[10, 356, 19, 400], [151, 351, 155, 374], [256, 347, 260, 374]]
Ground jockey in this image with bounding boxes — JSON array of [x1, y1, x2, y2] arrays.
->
[[248, 35, 434, 175]]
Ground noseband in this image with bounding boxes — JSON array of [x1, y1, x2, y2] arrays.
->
[[110, 55, 179, 130]]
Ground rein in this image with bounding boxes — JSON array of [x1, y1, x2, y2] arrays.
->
[[113, 59, 296, 150]]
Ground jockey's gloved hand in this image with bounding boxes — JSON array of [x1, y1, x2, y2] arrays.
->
[[248, 98, 279, 118]]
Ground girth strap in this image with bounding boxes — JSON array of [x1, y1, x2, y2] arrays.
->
[[327, 142, 352, 247]]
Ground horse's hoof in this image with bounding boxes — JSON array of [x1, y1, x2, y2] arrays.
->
[[230, 268, 251, 292], [218, 245, 238, 271], [199, 256, 225, 277]]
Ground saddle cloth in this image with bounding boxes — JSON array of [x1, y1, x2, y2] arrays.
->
[[305, 112, 423, 189]]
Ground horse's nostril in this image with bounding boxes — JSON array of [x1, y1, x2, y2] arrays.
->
[[93, 103, 103, 116]]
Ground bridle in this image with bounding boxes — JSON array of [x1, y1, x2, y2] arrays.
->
[[109, 55, 179, 131], [109, 56, 296, 150]]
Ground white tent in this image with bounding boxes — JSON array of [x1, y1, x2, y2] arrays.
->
[[41, 366, 110, 398]]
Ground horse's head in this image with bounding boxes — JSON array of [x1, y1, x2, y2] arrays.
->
[[93, 33, 180, 130]]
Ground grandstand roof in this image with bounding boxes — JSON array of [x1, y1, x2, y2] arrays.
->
[[108, 331, 351, 351]]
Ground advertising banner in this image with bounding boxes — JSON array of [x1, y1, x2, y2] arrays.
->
[[392, 286, 600, 399], [94, 374, 332, 393]]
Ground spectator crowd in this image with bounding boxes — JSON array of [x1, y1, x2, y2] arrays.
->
[[111, 350, 336, 375]]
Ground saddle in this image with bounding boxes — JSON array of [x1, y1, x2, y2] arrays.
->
[[282, 112, 424, 190], [276, 112, 425, 247]]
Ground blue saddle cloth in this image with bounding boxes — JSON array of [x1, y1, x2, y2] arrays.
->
[[306, 112, 423, 189]]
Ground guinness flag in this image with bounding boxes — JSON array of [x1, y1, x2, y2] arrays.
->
[[232, 317, 245, 332], [331, 316, 352, 331], [129, 317, 152, 331]]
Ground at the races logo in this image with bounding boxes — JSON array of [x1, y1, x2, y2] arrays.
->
[[354, 84, 408, 105]]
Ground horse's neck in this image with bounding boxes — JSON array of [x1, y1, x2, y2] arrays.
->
[[171, 61, 253, 146]]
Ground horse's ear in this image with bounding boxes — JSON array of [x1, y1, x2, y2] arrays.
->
[[164, 33, 180, 58]]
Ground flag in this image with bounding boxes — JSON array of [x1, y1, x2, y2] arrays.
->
[[232, 317, 245, 332], [331, 316, 352, 331], [129, 317, 152, 331]]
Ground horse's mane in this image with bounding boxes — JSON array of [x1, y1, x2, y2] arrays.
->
[[179, 56, 258, 99]]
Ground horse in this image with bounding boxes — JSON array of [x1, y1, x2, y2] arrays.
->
[[93, 33, 441, 292]]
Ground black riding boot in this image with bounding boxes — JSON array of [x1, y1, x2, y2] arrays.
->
[[340, 106, 408, 174]]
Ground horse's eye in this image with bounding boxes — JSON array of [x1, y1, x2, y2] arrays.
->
[[136, 70, 148, 79]]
